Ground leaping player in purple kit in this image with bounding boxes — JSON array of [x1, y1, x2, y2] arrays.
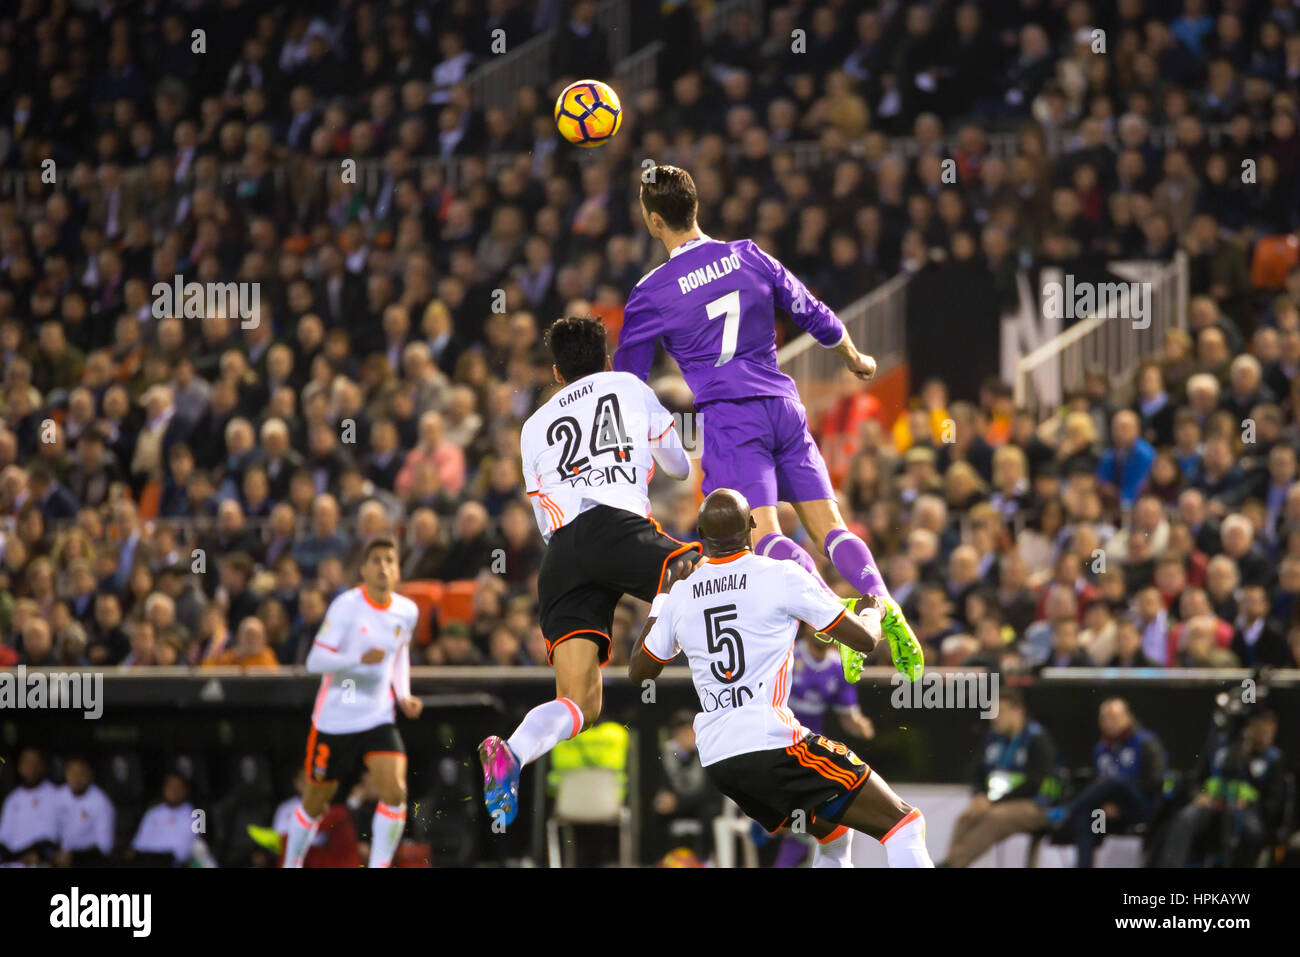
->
[[614, 165, 924, 683]]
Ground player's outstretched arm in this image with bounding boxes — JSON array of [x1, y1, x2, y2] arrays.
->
[[829, 330, 877, 381], [825, 594, 885, 655]]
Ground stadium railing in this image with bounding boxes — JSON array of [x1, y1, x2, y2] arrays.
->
[[776, 271, 910, 415], [1012, 251, 1189, 418]]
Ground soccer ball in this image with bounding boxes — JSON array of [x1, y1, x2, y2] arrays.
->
[[554, 79, 622, 148]]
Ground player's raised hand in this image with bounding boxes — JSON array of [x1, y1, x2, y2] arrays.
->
[[661, 552, 702, 592], [398, 695, 423, 719], [360, 647, 386, 664], [844, 350, 877, 381]]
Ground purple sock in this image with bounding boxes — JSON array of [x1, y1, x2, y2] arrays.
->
[[824, 528, 891, 600], [755, 531, 820, 578], [773, 835, 810, 868]]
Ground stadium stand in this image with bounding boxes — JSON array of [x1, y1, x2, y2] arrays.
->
[[0, 0, 1298, 867]]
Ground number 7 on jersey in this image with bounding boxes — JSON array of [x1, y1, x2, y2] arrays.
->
[[706, 290, 741, 367]]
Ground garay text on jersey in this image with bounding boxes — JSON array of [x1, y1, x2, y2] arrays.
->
[[557, 381, 594, 407]]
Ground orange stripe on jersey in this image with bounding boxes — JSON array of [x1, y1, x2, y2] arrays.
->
[[819, 609, 847, 633], [311, 675, 331, 724], [706, 551, 747, 564], [651, 422, 675, 442], [314, 640, 340, 653], [639, 642, 675, 664], [537, 495, 562, 530], [359, 585, 391, 610]]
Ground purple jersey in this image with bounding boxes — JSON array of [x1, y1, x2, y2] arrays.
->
[[786, 642, 858, 734], [613, 236, 846, 406]]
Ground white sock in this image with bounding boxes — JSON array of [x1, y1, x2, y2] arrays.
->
[[368, 801, 406, 868], [880, 809, 934, 868], [812, 826, 854, 868], [507, 697, 583, 765], [283, 803, 320, 868]]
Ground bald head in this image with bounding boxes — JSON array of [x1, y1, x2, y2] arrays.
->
[[698, 489, 754, 556]]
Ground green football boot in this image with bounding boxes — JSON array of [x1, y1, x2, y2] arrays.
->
[[815, 596, 867, 683], [879, 595, 924, 682]]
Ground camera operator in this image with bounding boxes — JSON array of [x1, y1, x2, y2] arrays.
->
[[1159, 709, 1284, 867]]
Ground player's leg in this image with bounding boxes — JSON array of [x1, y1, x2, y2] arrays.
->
[[285, 729, 339, 868], [480, 639, 593, 827], [790, 497, 892, 600], [363, 745, 408, 868], [828, 771, 934, 867], [699, 400, 822, 572], [481, 524, 612, 826], [750, 505, 821, 578]]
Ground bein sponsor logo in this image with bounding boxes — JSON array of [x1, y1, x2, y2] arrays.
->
[[889, 671, 999, 719], [49, 887, 151, 938], [151, 274, 261, 328], [0, 666, 103, 719]]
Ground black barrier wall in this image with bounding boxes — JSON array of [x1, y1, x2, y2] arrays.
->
[[3, 668, 1297, 865]]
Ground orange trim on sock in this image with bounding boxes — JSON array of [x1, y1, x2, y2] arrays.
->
[[558, 697, 583, 738], [375, 802, 406, 820], [880, 808, 922, 844], [817, 824, 850, 845]]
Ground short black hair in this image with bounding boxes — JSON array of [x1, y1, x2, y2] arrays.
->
[[546, 316, 609, 382], [640, 165, 698, 231], [363, 535, 399, 560]]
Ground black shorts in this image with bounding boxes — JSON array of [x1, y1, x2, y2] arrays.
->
[[705, 732, 871, 833], [304, 723, 405, 784], [537, 505, 701, 665]]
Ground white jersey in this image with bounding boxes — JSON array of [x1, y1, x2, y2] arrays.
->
[[521, 370, 688, 541], [131, 801, 196, 862], [55, 784, 115, 855], [642, 551, 849, 766], [305, 586, 419, 735], [0, 781, 59, 852]]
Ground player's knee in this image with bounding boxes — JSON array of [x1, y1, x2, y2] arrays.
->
[[379, 779, 407, 807]]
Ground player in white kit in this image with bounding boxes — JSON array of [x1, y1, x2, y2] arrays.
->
[[283, 536, 423, 868], [479, 316, 702, 827], [629, 489, 934, 867]]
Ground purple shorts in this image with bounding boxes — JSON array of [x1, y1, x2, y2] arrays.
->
[[698, 396, 835, 508]]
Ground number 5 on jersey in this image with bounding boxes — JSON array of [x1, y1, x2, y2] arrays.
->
[[705, 604, 745, 683]]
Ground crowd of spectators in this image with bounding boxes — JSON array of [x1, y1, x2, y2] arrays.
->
[[1, 0, 1300, 684]]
